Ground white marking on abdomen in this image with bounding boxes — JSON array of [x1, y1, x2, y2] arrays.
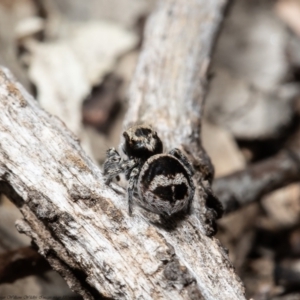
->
[[149, 173, 188, 191]]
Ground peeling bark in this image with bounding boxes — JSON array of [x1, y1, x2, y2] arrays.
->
[[0, 0, 246, 299]]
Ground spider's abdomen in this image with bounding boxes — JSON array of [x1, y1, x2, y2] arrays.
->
[[137, 154, 193, 216]]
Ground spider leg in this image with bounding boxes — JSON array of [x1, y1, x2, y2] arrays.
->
[[103, 148, 123, 184], [169, 148, 194, 176], [186, 176, 195, 214], [127, 167, 139, 215]]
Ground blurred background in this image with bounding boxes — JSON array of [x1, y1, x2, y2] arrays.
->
[[1, 0, 300, 299]]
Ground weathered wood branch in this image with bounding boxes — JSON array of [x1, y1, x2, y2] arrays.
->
[[213, 150, 300, 213], [0, 246, 51, 284], [127, 0, 219, 153], [126, 0, 227, 224], [0, 0, 245, 299], [214, 128, 300, 214]]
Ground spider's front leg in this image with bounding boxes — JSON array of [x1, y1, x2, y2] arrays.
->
[[169, 148, 195, 176], [103, 148, 123, 184], [127, 167, 139, 215]]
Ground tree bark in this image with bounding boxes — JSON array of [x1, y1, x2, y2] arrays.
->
[[0, 0, 246, 299]]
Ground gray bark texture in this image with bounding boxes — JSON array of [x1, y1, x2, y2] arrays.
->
[[0, 0, 246, 299]]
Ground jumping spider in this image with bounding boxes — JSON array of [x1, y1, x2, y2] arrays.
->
[[103, 125, 195, 216]]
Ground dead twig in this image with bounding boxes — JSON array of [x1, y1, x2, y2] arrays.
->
[[0, 246, 51, 284], [214, 128, 300, 214]]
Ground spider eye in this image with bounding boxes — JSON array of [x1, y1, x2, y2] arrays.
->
[[135, 127, 152, 137]]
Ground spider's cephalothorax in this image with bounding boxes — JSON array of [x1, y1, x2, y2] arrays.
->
[[122, 124, 163, 159], [103, 125, 195, 216]]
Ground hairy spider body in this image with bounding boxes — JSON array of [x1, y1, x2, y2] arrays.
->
[[103, 125, 195, 216], [138, 154, 193, 215]]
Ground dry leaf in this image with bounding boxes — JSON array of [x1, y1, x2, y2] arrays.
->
[[261, 184, 300, 228], [276, 0, 300, 36], [202, 120, 246, 177], [27, 21, 137, 158]]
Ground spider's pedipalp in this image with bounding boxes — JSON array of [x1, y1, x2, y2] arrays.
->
[[127, 167, 139, 215]]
